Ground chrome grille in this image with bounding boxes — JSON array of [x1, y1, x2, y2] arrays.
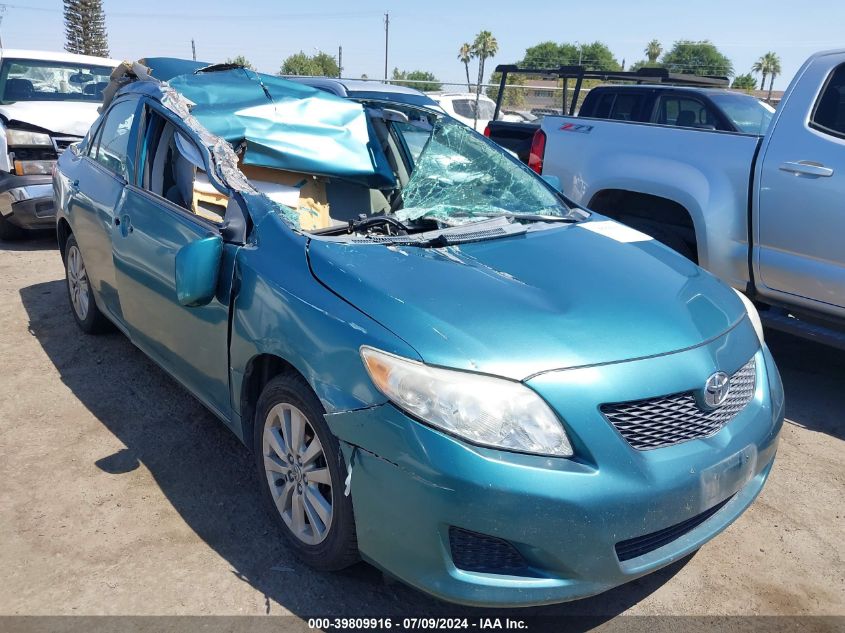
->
[[601, 357, 757, 450]]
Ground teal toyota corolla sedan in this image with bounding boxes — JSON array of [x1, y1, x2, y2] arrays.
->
[[53, 58, 784, 607]]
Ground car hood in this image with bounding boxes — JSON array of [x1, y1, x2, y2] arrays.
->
[[0, 101, 100, 136], [308, 221, 747, 380]]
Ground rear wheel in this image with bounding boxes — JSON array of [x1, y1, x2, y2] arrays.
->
[[254, 373, 359, 570], [0, 213, 25, 241], [64, 235, 110, 334], [639, 224, 696, 262]]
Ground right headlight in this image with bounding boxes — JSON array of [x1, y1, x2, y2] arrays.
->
[[733, 289, 764, 345], [5, 129, 52, 147], [360, 346, 573, 457]]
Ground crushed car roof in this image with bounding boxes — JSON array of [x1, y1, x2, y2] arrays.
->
[[108, 57, 394, 188]]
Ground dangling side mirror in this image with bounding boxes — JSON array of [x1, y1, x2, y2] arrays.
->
[[174, 235, 223, 307]]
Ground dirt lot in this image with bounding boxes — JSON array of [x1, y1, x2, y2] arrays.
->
[[0, 235, 843, 620]]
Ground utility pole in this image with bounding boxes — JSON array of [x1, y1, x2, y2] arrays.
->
[[191, 38, 196, 61], [338, 45, 343, 77], [383, 12, 389, 81], [0, 5, 6, 49]]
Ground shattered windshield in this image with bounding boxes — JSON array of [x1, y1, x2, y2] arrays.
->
[[395, 116, 569, 224], [0, 59, 114, 103]]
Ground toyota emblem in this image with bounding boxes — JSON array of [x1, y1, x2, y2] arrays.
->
[[703, 372, 731, 409]]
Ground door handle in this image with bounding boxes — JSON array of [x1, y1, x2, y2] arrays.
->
[[778, 161, 834, 177], [117, 214, 133, 236]]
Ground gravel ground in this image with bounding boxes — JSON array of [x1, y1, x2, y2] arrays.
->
[[0, 235, 842, 620]]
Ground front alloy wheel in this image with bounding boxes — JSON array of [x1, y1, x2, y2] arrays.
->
[[263, 403, 334, 545], [254, 373, 358, 570]]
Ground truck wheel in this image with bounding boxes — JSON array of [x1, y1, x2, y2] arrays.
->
[[64, 235, 110, 334], [623, 220, 696, 262], [649, 227, 696, 262], [0, 214, 25, 241], [254, 373, 359, 571]]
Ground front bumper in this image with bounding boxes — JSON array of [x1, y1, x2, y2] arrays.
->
[[326, 322, 784, 607], [0, 173, 55, 229]]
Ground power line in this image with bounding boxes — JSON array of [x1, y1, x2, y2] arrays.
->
[[2, 3, 384, 20]]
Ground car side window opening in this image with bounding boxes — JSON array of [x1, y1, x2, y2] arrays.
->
[[609, 93, 644, 121], [708, 93, 774, 135], [658, 96, 719, 129], [85, 118, 104, 158], [92, 99, 136, 178], [811, 63, 845, 138], [593, 93, 615, 118], [139, 106, 400, 231], [452, 98, 495, 120], [139, 108, 228, 224]]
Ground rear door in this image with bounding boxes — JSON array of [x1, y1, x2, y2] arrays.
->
[[112, 102, 238, 419], [580, 89, 650, 122], [63, 97, 141, 321], [756, 54, 845, 310]]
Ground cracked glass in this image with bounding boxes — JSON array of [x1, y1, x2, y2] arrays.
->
[[396, 119, 568, 224]]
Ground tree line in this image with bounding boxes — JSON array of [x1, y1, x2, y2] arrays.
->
[[60, 1, 783, 103]]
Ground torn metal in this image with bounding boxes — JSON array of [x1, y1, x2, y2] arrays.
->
[[102, 59, 396, 229]]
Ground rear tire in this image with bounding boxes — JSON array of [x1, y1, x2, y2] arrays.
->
[[253, 373, 359, 571], [644, 225, 696, 262], [64, 235, 110, 334], [0, 214, 25, 241]]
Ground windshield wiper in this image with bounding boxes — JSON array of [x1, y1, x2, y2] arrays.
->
[[347, 214, 409, 235], [506, 213, 580, 223], [412, 210, 585, 226]]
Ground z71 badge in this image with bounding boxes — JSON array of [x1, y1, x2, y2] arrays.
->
[[559, 122, 594, 133]]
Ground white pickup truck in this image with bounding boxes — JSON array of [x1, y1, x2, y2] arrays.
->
[[0, 49, 118, 239], [532, 50, 845, 348]]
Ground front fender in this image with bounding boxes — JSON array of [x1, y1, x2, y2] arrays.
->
[[228, 212, 419, 420]]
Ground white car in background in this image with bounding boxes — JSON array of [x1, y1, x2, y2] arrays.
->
[[0, 49, 119, 239], [428, 92, 506, 132]]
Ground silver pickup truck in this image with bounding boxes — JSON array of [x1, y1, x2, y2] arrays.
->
[[535, 50, 845, 348]]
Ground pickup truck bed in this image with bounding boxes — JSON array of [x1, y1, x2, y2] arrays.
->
[[541, 117, 761, 287], [484, 120, 539, 164], [531, 49, 845, 348]]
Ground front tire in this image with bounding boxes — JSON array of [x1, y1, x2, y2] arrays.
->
[[254, 373, 359, 571], [0, 213, 25, 241], [64, 235, 110, 334]]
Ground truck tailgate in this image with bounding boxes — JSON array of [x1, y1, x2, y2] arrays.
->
[[486, 120, 539, 164]]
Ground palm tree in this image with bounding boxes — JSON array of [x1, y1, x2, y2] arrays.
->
[[765, 52, 782, 103], [752, 55, 770, 96], [458, 42, 474, 91], [645, 39, 662, 64], [471, 30, 499, 128]]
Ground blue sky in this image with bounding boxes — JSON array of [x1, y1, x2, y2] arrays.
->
[[3, 0, 843, 90]]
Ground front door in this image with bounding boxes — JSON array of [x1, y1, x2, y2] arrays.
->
[[756, 55, 845, 310], [112, 104, 236, 420], [64, 97, 141, 321]]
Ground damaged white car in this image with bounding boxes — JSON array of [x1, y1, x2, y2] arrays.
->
[[0, 49, 118, 239]]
